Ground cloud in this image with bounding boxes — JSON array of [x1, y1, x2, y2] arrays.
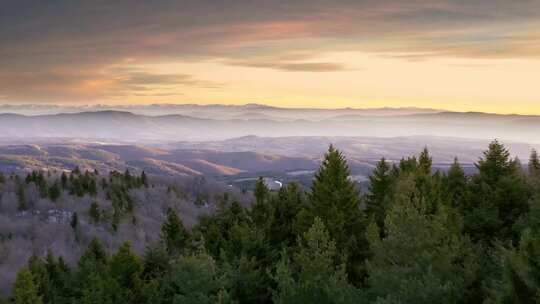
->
[[3, 1, 540, 71], [0, 67, 221, 102], [1, 0, 540, 102], [226, 59, 347, 72]]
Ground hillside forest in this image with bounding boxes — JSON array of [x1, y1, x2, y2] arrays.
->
[[2, 140, 540, 303]]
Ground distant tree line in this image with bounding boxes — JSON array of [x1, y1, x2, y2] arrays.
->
[[14, 168, 148, 233], [3, 140, 540, 303]]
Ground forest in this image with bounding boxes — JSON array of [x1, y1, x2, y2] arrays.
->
[[2, 140, 540, 303]]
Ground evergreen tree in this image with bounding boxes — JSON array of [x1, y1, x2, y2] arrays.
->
[[464, 140, 531, 244], [251, 177, 271, 227], [70, 212, 79, 230], [27, 255, 50, 303], [398, 156, 418, 173], [43, 251, 72, 304], [141, 171, 148, 187], [80, 272, 114, 304], [366, 175, 478, 303], [72, 166, 81, 175], [61, 172, 68, 189], [309, 145, 367, 283], [161, 208, 190, 255], [49, 181, 62, 201], [108, 243, 142, 302], [142, 245, 169, 280], [273, 218, 361, 304], [89, 201, 101, 224], [529, 149, 540, 190], [17, 184, 27, 211], [267, 183, 305, 248], [78, 238, 108, 279], [477, 140, 513, 184], [13, 267, 43, 304], [160, 251, 227, 304], [490, 228, 540, 303], [254, 177, 269, 205], [418, 147, 433, 175], [444, 157, 467, 208], [366, 157, 393, 232]]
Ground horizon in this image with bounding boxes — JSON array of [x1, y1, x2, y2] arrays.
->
[[2, 1, 540, 114], [0, 102, 537, 117]]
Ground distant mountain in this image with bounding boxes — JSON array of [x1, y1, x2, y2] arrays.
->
[[0, 109, 538, 143], [0, 103, 442, 119]]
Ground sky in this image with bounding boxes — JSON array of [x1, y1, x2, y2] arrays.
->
[[1, 0, 540, 114]]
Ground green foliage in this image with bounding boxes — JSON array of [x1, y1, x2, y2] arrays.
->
[[13, 267, 43, 304], [142, 245, 169, 280], [273, 218, 362, 304], [444, 158, 467, 207], [463, 140, 531, 244], [529, 149, 540, 192], [8, 140, 540, 304], [160, 252, 227, 304], [366, 158, 393, 232], [489, 228, 540, 303], [48, 181, 62, 201], [108, 243, 143, 302], [308, 145, 367, 284], [366, 176, 478, 303], [26, 170, 49, 198], [161, 208, 190, 256], [254, 176, 269, 205]]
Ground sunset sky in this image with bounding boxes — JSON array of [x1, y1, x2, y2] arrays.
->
[[1, 1, 540, 114]]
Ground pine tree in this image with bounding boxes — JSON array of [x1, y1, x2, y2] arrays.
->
[[13, 268, 43, 304], [72, 166, 81, 175], [254, 177, 269, 205], [80, 272, 114, 304], [418, 147, 433, 175], [70, 212, 79, 230], [77, 238, 109, 297], [42, 251, 71, 304], [444, 157, 467, 208], [309, 145, 367, 283], [140, 171, 148, 187], [251, 177, 271, 227], [529, 149, 540, 190], [61, 172, 68, 189], [366, 175, 477, 303], [476, 140, 513, 184], [89, 201, 101, 224], [160, 251, 226, 304], [366, 157, 393, 232], [17, 184, 27, 211], [142, 245, 169, 280], [161, 208, 190, 255], [310, 145, 362, 242], [109, 243, 142, 302], [464, 140, 531, 243], [49, 181, 61, 201], [273, 218, 361, 304], [79, 238, 108, 270]]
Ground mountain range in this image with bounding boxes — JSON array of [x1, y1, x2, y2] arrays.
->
[[0, 105, 538, 143]]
